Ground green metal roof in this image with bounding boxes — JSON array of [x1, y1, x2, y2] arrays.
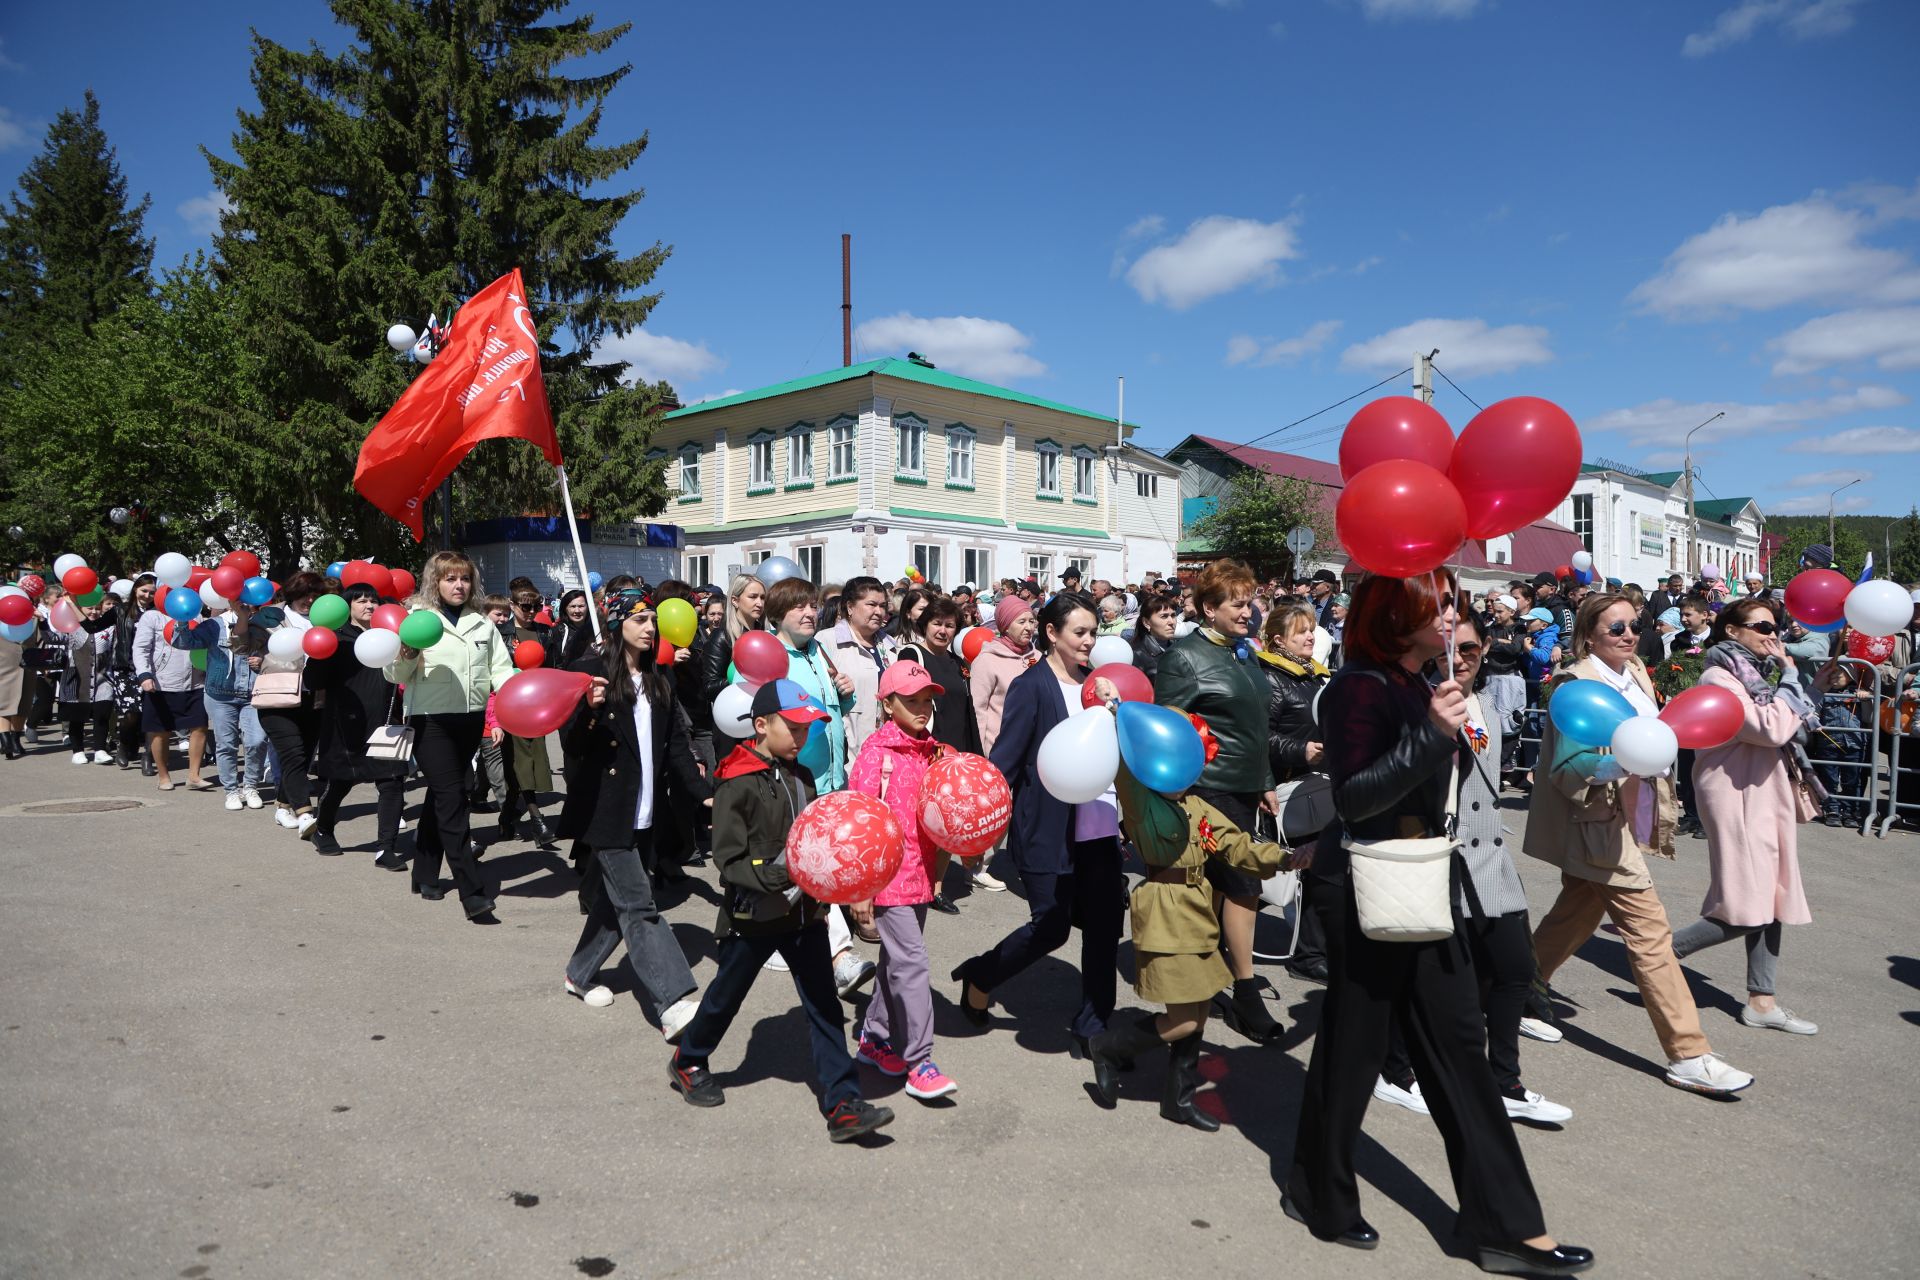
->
[[1693, 497, 1756, 523], [665, 357, 1137, 429], [1639, 470, 1684, 488]]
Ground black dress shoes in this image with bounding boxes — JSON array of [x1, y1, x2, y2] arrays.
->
[[1281, 1191, 1379, 1251], [1476, 1241, 1595, 1275], [1287, 957, 1331, 984], [929, 893, 960, 915], [414, 883, 446, 900]]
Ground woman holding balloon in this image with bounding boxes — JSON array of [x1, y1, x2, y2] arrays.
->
[[102, 574, 158, 770], [243, 571, 325, 834], [308, 583, 409, 867], [168, 593, 269, 810], [387, 551, 516, 921], [134, 578, 211, 791], [698, 573, 766, 715], [1526, 593, 1755, 1098]]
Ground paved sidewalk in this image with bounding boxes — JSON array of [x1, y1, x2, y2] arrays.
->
[[1, 743, 1915, 1279]]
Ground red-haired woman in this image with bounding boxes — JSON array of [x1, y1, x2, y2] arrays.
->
[[1282, 571, 1590, 1277]]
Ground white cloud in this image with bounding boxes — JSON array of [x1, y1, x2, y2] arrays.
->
[[1631, 192, 1920, 317], [1785, 467, 1872, 487], [1683, 0, 1863, 56], [595, 330, 726, 386], [1119, 214, 1165, 242], [853, 313, 1046, 382], [178, 190, 234, 236], [1588, 385, 1909, 447], [1225, 320, 1343, 367], [1339, 317, 1552, 378], [1770, 491, 1873, 515], [687, 388, 743, 405], [1767, 306, 1920, 374], [1786, 425, 1920, 454], [0, 106, 29, 151], [0, 38, 23, 72], [1359, 0, 1481, 18], [1123, 215, 1303, 310]]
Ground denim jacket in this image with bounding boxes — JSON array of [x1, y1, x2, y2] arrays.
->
[[170, 614, 257, 703]]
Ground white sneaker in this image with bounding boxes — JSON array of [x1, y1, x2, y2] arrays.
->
[[1740, 1004, 1817, 1035], [660, 998, 699, 1043], [1372, 1075, 1430, 1116], [1518, 1016, 1564, 1044], [763, 951, 791, 973], [565, 977, 614, 1007], [274, 807, 300, 830], [1665, 1053, 1755, 1097], [242, 787, 264, 810], [92, 750, 114, 765], [971, 868, 1007, 892], [1503, 1087, 1573, 1125], [296, 812, 318, 840], [397, 817, 410, 832], [834, 954, 877, 999], [71, 751, 89, 765], [225, 792, 244, 812]]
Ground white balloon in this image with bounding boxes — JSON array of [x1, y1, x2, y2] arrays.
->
[[1844, 578, 1913, 638], [1570, 550, 1594, 572], [754, 556, 805, 587], [108, 579, 134, 599], [153, 552, 192, 588], [1036, 705, 1120, 804], [267, 627, 305, 659], [713, 683, 756, 738], [386, 323, 417, 353], [1610, 716, 1678, 778], [199, 580, 229, 612], [0, 585, 23, 602], [53, 553, 87, 579], [1089, 635, 1134, 669], [354, 627, 402, 668]]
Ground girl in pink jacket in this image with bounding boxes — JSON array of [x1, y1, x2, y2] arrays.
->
[[849, 660, 956, 1102]]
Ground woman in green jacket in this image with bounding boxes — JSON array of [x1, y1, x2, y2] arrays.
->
[[386, 550, 516, 921]]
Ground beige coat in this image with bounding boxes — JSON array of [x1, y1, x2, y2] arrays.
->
[[1522, 660, 1677, 891]]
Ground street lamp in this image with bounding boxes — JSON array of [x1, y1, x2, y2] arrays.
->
[[1684, 411, 1725, 575], [1828, 477, 1861, 555]]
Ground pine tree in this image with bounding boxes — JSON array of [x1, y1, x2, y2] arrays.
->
[[201, 0, 672, 570], [1891, 506, 1920, 585], [0, 90, 154, 346]]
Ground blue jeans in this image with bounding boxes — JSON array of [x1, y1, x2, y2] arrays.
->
[[205, 696, 267, 793]]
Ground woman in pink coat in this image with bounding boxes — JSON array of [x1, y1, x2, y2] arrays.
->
[[969, 597, 1039, 756], [1674, 596, 1826, 1036]]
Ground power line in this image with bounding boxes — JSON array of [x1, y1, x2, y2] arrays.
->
[[1229, 367, 1414, 453], [1430, 363, 1483, 412]]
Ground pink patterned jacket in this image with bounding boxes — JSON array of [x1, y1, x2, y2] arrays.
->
[[848, 719, 943, 906]]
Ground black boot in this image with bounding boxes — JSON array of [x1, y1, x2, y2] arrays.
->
[[1160, 1032, 1220, 1132], [1, 732, 20, 759], [1089, 1012, 1164, 1108], [1215, 977, 1283, 1044]]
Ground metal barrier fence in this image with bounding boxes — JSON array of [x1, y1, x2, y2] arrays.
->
[[1876, 661, 1919, 838]]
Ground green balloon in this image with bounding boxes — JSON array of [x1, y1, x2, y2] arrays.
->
[[77, 589, 104, 606], [190, 647, 207, 672], [397, 610, 444, 650], [308, 594, 349, 629]]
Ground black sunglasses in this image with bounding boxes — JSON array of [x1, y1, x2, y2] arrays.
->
[[1736, 619, 1779, 636], [1455, 642, 1485, 657], [1602, 619, 1645, 637]]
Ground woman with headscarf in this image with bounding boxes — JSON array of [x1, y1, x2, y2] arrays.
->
[[969, 595, 1038, 758]]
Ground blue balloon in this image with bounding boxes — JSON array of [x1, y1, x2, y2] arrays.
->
[[588, 571, 603, 590], [1803, 617, 1845, 633], [0, 618, 34, 643], [325, 561, 347, 580], [1548, 680, 1635, 748], [240, 576, 274, 606], [1574, 566, 1594, 585], [1115, 701, 1206, 795], [163, 587, 202, 622]]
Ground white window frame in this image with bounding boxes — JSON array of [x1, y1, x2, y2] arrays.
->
[[1026, 553, 1051, 587], [1135, 472, 1158, 499], [896, 412, 927, 480], [677, 443, 702, 502], [1065, 556, 1091, 582], [963, 547, 992, 588], [1571, 493, 1594, 552], [746, 548, 771, 566], [912, 543, 942, 586], [945, 421, 976, 489], [785, 422, 814, 489], [1035, 439, 1062, 499], [1072, 445, 1098, 505], [826, 415, 858, 485], [747, 430, 776, 494], [794, 544, 823, 585], [684, 553, 712, 586]]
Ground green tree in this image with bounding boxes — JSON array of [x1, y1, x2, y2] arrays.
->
[[1186, 469, 1334, 579], [202, 0, 672, 573], [1890, 506, 1920, 585], [1767, 518, 1870, 586]]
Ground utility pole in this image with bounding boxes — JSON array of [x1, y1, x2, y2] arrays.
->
[[1683, 411, 1724, 577], [1828, 477, 1861, 557], [1414, 349, 1437, 405], [841, 234, 852, 368]]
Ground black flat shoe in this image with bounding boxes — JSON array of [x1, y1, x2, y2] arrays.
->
[[951, 967, 991, 1027], [1476, 1242, 1594, 1275], [373, 851, 407, 871], [1281, 1191, 1378, 1250], [929, 893, 961, 916], [414, 884, 446, 901], [1286, 958, 1331, 985], [311, 831, 344, 856]]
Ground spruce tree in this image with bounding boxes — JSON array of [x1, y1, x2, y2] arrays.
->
[[203, 0, 673, 569]]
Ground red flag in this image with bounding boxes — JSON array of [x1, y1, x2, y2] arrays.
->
[[354, 269, 562, 539]]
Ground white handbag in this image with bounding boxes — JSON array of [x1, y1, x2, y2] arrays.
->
[[1343, 760, 1459, 943]]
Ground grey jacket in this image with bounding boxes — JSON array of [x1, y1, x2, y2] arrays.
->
[[132, 609, 203, 692], [1456, 690, 1527, 917]]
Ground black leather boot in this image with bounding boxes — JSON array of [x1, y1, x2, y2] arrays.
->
[[1160, 1032, 1220, 1132], [1089, 1012, 1164, 1107], [1214, 977, 1284, 1044]]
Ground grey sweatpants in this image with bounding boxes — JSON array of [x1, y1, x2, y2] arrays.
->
[[1671, 916, 1781, 997], [861, 903, 933, 1066]]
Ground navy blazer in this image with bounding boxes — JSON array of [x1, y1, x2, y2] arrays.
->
[[989, 658, 1082, 875]]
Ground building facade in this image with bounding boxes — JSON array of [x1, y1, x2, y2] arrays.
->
[[1557, 464, 1763, 586], [647, 357, 1182, 591]]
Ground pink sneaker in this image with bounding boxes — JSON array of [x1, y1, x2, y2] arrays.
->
[[856, 1035, 908, 1077], [905, 1060, 957, 1100]]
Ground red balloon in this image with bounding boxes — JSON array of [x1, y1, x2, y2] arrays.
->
[[657, 639, 676, 666], [370, 603, 408, 633], [786, 790, 906, 904], [301, 627, 339, 659], [1847, 630, 1897, 664], [210, 565, 247, 601], [917, 752, 1012, 857], [1082, 662, 1155, 709], [186, 565, 212, 591], [388, 568, 417, 600], [493, 667, 594, 738], [732, 630, 790, 685], [17, 574, 45, 600], [1449, 397, 1583, 539], [1339, 396, 1454, 482], [220, 550, 262, 579], [60, 566, 97, 595], [1658, 684, 1745, 750], [1554, 565, 1572, 581], [959, 626, 990, 666], [514, 640, 546, 670], [1783, 569, 1851, 627], [340, 560, 380, 590], [0, 594, 32, 625], [1335, 459, 1467, 578], [163, 619, 175, 643]]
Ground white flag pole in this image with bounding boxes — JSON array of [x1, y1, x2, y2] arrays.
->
[[554, 464, 602, 644]]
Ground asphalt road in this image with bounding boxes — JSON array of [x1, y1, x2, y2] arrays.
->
[[2, 741, 1916, 1280]]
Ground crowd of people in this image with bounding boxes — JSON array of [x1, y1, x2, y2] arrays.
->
[[4, 543, 1919, 1276]]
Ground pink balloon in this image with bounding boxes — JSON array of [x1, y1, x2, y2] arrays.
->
[[47, 597, 83, 634], [1339, 396, 1454, 482], [785, 790, 905, 904], [493, 668, 593, 738], [1658, 684, 1745, 750], [1448, 397, 1583, 539], [732, 630, 790, 686]]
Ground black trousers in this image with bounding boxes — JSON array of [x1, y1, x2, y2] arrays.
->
[[1383, 908, 1534, 1093], [315, 774, 407, 852], [1675, 748, 1698, 821], [1286, 872, 1546, 1246], [63, 701, 112, 754], [956, 837, 1123, 1040], [410, 712, 490, 907], [259, 706, 318, 810]]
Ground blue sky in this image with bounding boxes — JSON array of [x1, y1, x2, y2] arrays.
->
[[4, 0, 1918, 518]]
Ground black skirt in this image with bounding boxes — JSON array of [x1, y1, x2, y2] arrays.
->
[[142, 688, 208, 734]]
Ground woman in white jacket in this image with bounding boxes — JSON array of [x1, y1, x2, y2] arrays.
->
[[386, 551, 515, 921]]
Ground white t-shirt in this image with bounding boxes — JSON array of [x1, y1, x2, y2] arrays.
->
[[631, 674, 656, 831]]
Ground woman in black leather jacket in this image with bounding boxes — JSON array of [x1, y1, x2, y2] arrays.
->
[[1129, 594, 1178, 683], [1281, 570, 1591, 1278], [1255, 601, 1327, 785], [697, 572, 766, 713], [543, 589, 597, 670]]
